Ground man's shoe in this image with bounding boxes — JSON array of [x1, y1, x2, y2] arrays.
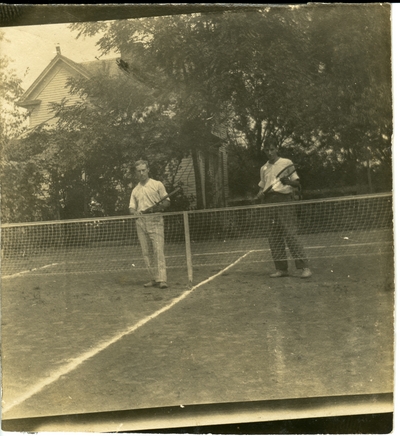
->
[[270, 270, 289, 278], [144, 280, 158, 288], [301, 268, 312, 278], [159, 282, 168, 289]]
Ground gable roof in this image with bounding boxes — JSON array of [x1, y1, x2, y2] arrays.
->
[[79, 58, 120, 77], [16, 53, 120, 107]]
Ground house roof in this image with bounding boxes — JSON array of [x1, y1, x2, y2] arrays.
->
[[79, 58, 120, 77], [16, 52, 120, 107]]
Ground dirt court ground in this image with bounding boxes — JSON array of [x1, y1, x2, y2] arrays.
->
[[1, 248, 394, 432]]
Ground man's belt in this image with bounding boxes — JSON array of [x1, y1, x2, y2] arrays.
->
[[263, 191, 292, 203]]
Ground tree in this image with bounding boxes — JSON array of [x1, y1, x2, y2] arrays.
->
[[29, 68, 189, 218], [70, 12, 249, 208], [4, 5, 391, 223], [39, 5, 395, 217], [225, 4, 392, 197], [0, 31, 39, 222], [301, 4, 392, 191]]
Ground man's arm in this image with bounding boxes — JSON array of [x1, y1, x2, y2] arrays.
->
[[280, 177, 300, 188], [142, 182, 172, 213], [157, 182, 171, 212], [256, 166, 266, 200], [149, 198, 170, 213], [160, 198, 170, 211], [129, 191, 140, 215], [256, 188, 265, 200]]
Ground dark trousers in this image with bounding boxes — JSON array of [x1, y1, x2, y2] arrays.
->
[[264, 193, 308, 271]]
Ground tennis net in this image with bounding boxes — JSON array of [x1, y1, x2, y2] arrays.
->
[[1, 193, 393, 281]]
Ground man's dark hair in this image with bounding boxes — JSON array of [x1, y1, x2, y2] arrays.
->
[[265, 137, 280, 148], [262, 137, 280, 152]]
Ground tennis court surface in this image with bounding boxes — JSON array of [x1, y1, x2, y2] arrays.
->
[[1, 193, 394, 432]]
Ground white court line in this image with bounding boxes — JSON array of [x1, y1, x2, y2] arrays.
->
[[185, 242, 391, 257], [2, 250, 255, 415], [144, 241, 391, 258], [2, 263, 61, 279], [306, 241, 392, 250], [5, 248, 390, 277], [2, 241, 391, 278]]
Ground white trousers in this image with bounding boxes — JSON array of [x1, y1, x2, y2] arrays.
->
[[136, 215, 167, 282]]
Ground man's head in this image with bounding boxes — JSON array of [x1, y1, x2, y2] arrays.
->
[[263, 138, 280, 163], [135, 159, 150, 184]]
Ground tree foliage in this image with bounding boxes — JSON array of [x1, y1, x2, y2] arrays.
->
[[0, 31, 34, 222], [1, 4, 392, 222], [224, 5, 392, 197]]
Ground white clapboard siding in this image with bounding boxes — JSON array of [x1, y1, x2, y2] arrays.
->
[[175, 156, 197, 204], [29, 66, 82, 128]]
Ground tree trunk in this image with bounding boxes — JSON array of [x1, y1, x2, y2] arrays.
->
[[367, 159, 373, 193], [255, 118, 263, 151], [191, 148, 205, 209], [82, 171, 89, 217], [204, 147, 214, 209]]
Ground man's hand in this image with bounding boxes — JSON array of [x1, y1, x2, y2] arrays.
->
[[142, 203, 165, 214], [255, 190, 264, 200], [281, 177, 300, 188], [151, 204, 164, 213], [129, 207, 141, 216], [155, 199, 170, 213], [280, 176, 290, 186]]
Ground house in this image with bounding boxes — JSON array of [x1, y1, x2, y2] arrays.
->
[[16, 46, 229, 210]]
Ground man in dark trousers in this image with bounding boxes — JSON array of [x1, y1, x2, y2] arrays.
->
[[256, 140, 312, 279]]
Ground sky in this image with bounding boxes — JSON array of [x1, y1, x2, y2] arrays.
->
[[1, 21, 118, 90]]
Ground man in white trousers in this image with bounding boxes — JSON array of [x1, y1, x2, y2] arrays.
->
[[129, 160, 170, 289]]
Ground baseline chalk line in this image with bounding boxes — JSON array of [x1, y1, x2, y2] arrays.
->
[[2, 250, 255, 414], [2, 263, 61, 279]]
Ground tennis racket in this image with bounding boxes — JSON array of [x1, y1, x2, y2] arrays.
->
[[262, 164, 297, 196], [142, 186, 182, 214]]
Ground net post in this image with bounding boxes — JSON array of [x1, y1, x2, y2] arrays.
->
[[183, 211, 193, 286]]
